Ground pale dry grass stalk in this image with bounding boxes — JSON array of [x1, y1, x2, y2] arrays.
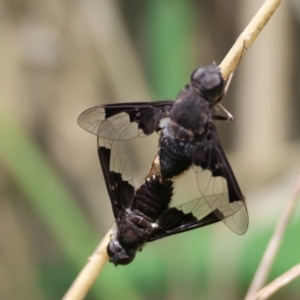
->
[[64, 0, 284, 299], [63, 227, 113, 300], [251, 263, 300, 300], [220, 0, 283, 79], [245, 173, 300, 300]]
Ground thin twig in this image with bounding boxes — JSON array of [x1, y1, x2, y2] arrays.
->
[[219, 0, 283, 79], [63, 226, 113, 300], [245, 173, 300, 300], [251, 263, 300, 300], [65, 1, 284, 299]]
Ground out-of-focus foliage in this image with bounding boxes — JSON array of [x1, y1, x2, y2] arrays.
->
[[0, 0, 300, 299]]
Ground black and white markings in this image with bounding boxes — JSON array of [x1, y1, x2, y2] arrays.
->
[[97, 122, 221, 265], [79, 63, 248, 239]]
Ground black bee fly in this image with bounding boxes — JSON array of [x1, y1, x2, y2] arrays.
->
[[97, 122, 222, 265], [78, 63, 248, 235]]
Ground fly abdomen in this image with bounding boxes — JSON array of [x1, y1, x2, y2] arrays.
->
[[132, 175, 173, 221]]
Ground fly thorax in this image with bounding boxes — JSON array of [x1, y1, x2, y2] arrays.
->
[[167, 121, 194, 141], [170, 91, 212, 135]]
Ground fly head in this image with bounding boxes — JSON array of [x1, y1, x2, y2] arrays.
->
[[107, 238, 136, 266], [191, 64, 225, 103]]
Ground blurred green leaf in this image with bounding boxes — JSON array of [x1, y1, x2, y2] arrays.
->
[[146, 0, 195, 99]]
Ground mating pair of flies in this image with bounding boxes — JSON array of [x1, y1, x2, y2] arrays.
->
[[78, 63, 248, 266]]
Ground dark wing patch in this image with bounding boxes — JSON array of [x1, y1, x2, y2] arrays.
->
[[97, 123, 135, 218], [192, 124, 248, 234], [149, 197, 221, 241], [78, 101, 173, 140]]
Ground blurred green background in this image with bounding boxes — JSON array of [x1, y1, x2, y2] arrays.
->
[[1, 0, 300, 299]]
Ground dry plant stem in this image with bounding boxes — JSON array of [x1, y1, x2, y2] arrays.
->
[[62, 226, 113, 300], [251, 263, 300, 300], [245, 174, 300, 300], [219, 0, 283, 79]]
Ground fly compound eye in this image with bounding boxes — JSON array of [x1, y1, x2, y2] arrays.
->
[[191, 65, 222, 90], [201, 73, 223, 90], [191, 67, 206, 83], [191, 64, 224, 102], [107, 239, 122, 258], [107, 239, 135, 266]]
